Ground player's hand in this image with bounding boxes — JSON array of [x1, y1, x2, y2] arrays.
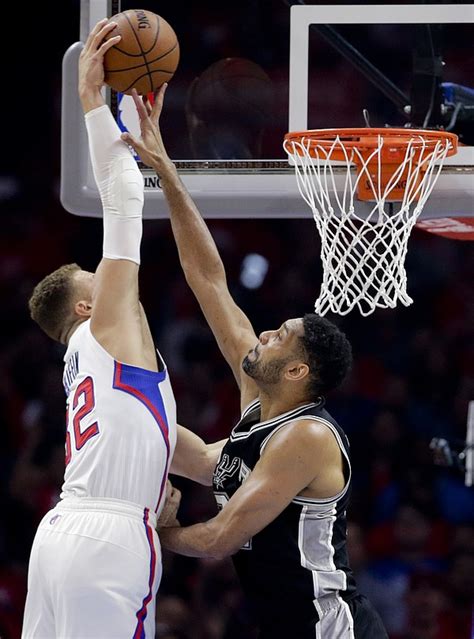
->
[[79, 19, 121, 105], [157, 480, 181, 529], [121, 85, 175, 174]]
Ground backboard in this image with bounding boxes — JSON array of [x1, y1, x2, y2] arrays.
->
[[61, 1, 474, 219]]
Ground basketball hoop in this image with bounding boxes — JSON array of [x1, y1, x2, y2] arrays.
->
[[284, 128, 458, 316]]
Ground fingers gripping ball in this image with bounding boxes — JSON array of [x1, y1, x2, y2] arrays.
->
[[104, 9, 179, 95]]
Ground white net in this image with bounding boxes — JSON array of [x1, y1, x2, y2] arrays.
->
[[284, 132, 454, 316]]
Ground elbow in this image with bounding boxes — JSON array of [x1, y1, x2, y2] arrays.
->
[[182, 269, 206, 292], [183, 262, 225, 287]]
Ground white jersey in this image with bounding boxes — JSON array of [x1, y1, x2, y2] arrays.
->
[[60, 319, 176, 514]]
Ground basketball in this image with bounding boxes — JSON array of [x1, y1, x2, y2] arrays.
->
[[103, 9, 179, 95]]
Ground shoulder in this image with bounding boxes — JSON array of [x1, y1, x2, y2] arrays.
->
[[261, 417, 340, 462], [299, 417, 342, 443]]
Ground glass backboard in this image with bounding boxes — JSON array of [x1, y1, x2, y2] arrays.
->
[[61, 1, 474, 219]]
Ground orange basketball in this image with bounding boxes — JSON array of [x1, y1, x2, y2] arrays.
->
[[103, 9, 179, 95]]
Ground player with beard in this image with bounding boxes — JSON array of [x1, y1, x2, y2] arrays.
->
[[123, 88, 388, 639]]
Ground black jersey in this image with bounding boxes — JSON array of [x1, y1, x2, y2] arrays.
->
[[212, 398, 357, 637]]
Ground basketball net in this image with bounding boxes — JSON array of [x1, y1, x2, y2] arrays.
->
[[284, 130, 457, 316]]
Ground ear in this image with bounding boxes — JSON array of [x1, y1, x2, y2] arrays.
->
[[74, 300, 92, 318], [284, 362, 309, 382]]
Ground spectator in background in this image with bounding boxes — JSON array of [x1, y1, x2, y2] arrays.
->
[[397, 572, 452, 639], [185, 58, 274, 159], [354, 502, 451, 635], [444, 549, 474, 638]]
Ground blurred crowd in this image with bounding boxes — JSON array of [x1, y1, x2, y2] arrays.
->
[[1, 1, 473, 638]]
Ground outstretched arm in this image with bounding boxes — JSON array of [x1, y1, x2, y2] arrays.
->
[[122, 89, 259, 408], [78, 20, 156, 370]]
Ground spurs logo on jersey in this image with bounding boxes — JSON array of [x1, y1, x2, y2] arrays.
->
[[214, 456, 252, 550], [213, 453, 240, 489], [239, 460, 251, 483]]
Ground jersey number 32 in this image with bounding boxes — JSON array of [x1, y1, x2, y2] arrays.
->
[[65, 376, 100, 465]]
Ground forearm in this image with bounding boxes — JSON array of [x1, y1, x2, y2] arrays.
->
[[85, 106, 143, 265], [159, 519, 236, 560], [157, 163, 226, 284]]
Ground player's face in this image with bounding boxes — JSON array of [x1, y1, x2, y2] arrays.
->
[[242, 318, 305, 384]]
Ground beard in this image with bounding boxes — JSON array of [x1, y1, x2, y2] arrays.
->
[[242, 354, 290, 386]]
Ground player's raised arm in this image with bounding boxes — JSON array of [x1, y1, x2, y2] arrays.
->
[[78, 20, 156, 370], [122, 89, 258, 402]]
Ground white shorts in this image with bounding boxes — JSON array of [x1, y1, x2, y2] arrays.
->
[[22, 497, 161, 639]]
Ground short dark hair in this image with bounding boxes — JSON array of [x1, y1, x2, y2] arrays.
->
[[300, 314, 352, 397], [28, 263, 81, 341]]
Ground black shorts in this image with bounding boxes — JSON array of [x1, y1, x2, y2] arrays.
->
[[348, 594, 388, 639], [257, 594, 388, 639]]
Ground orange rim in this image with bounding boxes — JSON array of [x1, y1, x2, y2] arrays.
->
[[284, 127, 458, 162]]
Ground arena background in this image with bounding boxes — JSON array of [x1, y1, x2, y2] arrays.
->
[[0, 2, 473, 638]]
